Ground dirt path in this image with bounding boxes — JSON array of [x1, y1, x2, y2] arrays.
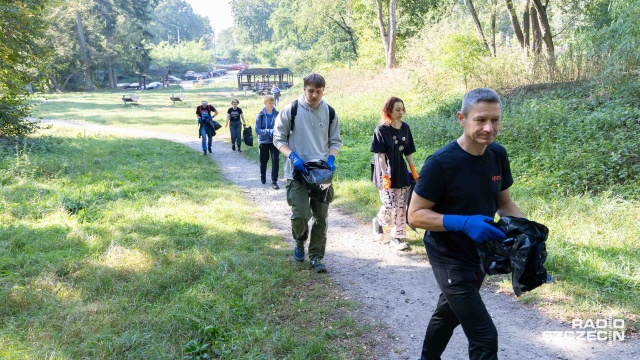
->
[[42, 120, 640, 359]]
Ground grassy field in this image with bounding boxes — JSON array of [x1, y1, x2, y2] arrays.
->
[[0, 127, 378, 359], [18, 71, 640, 341]]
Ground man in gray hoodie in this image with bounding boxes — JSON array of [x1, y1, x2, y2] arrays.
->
[[273, 73, 343, 273]]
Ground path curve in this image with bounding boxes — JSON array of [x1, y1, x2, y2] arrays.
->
[[42, 120, 640, 360]]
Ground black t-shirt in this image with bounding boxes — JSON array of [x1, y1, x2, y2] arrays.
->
[[414, 141, 514, 268], [369, 122, 416, 188], [227, 107, 243, 122], [196, 104, 216, 118]]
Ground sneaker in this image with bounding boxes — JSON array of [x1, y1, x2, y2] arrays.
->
[[271, 182, 279, 190], [390, 238, 409, 250], [208, 147, 212, 153], [293, 246, 305, 262], [309, 256, 327, 273], [232, 145, 236, 151], [203, 151, 207, 155], [238, 148, 242, 153], [261, 175, 266, 184], [372, 218, 384, 240]]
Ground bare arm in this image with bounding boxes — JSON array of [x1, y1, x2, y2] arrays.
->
[[377, 153, 388, 175], [278, 144, 293, 157], [496, 189, 524, 218], [213, 109, 219, 118], [407, 192, 446, 231], [405, 153, 415, 166], [241, 113, 246, 126]]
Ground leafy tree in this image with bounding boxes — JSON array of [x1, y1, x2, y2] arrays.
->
[[439, 33, 487, 88], [0, 0, 51, 137], [230, 0, 274, 47], [150, 0, 213, 45]]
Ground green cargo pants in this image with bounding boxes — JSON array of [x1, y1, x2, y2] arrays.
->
[[286, 179, 334, 260]]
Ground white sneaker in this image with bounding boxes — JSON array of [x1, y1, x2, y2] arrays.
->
[[390, 237, 409, 250], [372, 218, 384, 240]]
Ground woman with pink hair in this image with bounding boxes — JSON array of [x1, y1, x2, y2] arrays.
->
[[370, 96, 420, 250]]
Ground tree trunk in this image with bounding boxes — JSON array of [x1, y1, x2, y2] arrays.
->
[[490, 0, 497, 56], [465, 0, 491, 54], [75, 9, 94, 91], [62, 69, 81, 92], [387, 0, 398, 67], [531, 0, 555, 63], [49, 75, 61, 93], [523, 0, 530, 51], [530, 5, 542, 55], [331, 14, 358, 58], [504, 0, 525, 52], [107, 61, 115, 89], [375, 0, 389, 60]]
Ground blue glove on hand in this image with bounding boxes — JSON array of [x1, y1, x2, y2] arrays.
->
[[442, 215, 506, 244], [289, 151, 307, 174], [326, 155, 336, 172]]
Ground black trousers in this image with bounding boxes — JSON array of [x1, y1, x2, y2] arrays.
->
[[259, 143, 280, 182], [420, 266, 498, 360]]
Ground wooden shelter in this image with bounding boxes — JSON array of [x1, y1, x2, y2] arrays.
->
[[236, 68, 294, 91]]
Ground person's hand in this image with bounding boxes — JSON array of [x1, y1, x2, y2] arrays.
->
[[442, 215, 505, 243], [289, 152, 307, 174], [326, 155, 336, 172], [409, 164, 419, 182], [382, 174, 391, 189], [225, 122, 228, 128]]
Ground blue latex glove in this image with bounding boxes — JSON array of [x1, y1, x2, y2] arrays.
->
[[289, 151, 307, 174], [326, 155, 336, 172], [442, 215, 506, 244]]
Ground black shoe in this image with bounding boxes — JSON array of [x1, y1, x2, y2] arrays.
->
[[309, 256, 327, 273], [237, 148, 242, 153], [232, 145, 235, 151], [203, 151, 207, 155], [208, 147, 212, 153], [293, 246, 305, 262], [272, 182, 279, 190], [261, 175, 266, 184]]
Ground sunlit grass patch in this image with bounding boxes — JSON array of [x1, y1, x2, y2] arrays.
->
[[0, 128, 377, 359]]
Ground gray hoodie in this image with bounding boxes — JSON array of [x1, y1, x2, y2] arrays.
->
[[273, 95, 343, 179]]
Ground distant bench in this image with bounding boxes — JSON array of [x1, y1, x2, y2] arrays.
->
[[170, 93, 184, 105], [122, 94, 139, 105]]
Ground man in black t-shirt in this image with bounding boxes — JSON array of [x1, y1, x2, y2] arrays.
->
[[408, 88, 524, 360]]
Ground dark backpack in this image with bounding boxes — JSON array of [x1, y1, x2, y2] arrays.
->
[[289, 99, 336, 135]]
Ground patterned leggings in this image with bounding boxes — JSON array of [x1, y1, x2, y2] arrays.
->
[[375, 186, 411, 238]]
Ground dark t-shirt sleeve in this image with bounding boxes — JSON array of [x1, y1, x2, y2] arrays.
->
[[499, 146, 514, 191], [238, 108, 243, 115], [227, 108, 232, 114], [370, 125, 387, 153], [403, 124, 416, 155], [414, 156, 445, 204]]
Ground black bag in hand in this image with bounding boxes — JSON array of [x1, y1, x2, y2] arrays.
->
[[243, 126, 254, 146]]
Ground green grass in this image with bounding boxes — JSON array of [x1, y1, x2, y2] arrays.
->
[[0, 128, 377, 359]]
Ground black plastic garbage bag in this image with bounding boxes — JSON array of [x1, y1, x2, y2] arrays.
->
[[478, 216, 550, 297], [243, 126, 254, 146], [294, 160, 333, 203]]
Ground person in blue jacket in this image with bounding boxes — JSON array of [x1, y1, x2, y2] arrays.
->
[[255, 95, 280, 189], [408, 88, 524, 360]]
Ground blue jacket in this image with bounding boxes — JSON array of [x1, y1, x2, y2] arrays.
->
[[255, 107, 279, 145]]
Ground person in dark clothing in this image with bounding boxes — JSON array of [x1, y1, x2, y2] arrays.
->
[[196, 100, 219, 155], [370, 96, 419, 250], [255, 95, 280, 189], [225, 98, 247, 152], [408, 88, 524, 360]]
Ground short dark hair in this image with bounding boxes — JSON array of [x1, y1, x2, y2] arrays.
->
[[460, 88, 501, 116], [303, 73, 325, 88]]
